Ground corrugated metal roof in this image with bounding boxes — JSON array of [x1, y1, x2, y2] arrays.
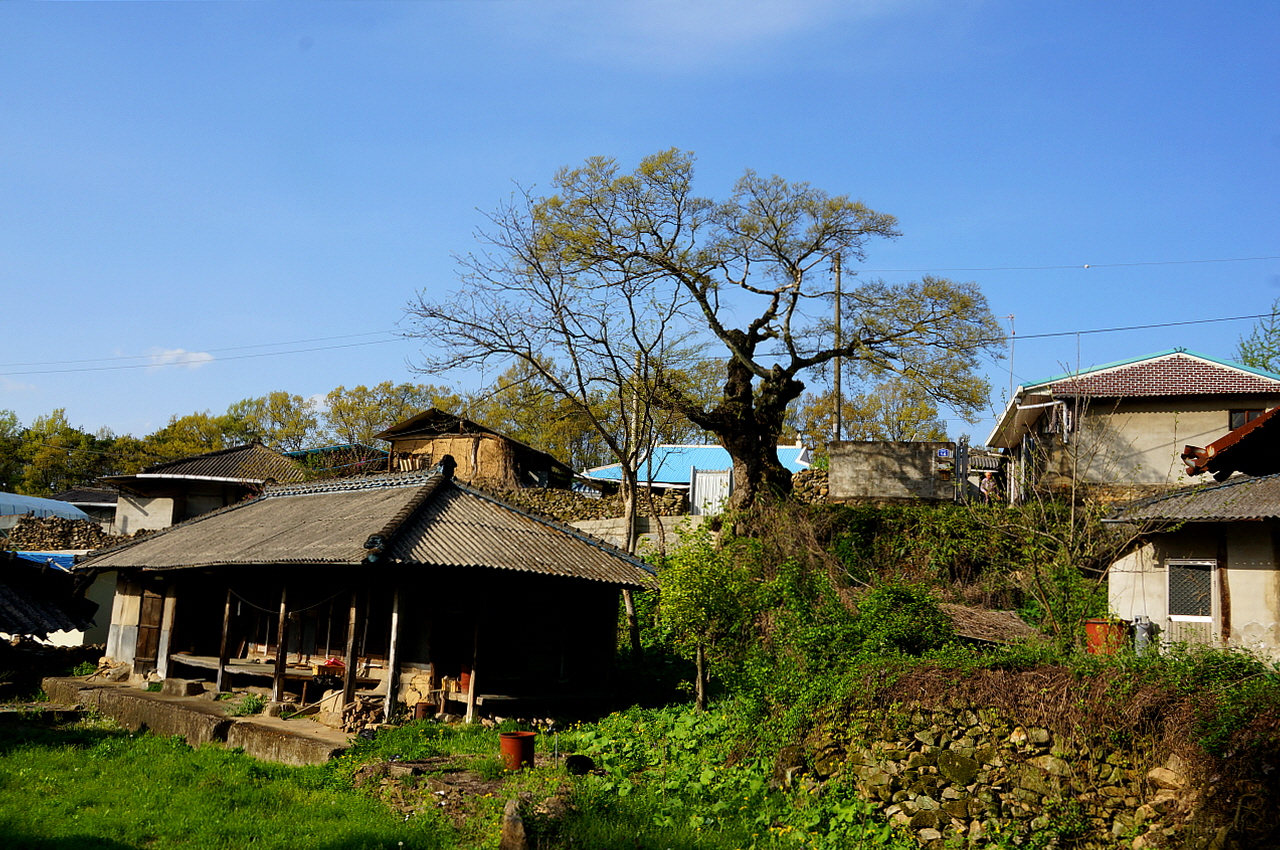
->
[[586, 444, 811, 484], [103, 443, 305, 486], [0, 554, 97, 638], [0, 492, 91, 521], [389, 483, 655, 585], [1108, 473, 1280, 523], [78, 467, 655, 588]]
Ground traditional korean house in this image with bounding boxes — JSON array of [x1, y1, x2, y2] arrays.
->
[[101, 442, 306, 534], [375, 409, 576, 490], [986, 349, 1280, 502], [76, 458, 655, 720], [1106, 474, 1280, 659]]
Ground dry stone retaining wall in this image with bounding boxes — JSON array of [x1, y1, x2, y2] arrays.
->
[[806, 703, 1199, 849]]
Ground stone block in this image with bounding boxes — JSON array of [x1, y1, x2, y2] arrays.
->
[[161, 678, 204, 697]]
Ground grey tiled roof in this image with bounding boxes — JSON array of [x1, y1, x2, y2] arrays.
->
[[104, 443, 305, 486], [1108, 474, 1280, 523], [78, 468, 655, 588]]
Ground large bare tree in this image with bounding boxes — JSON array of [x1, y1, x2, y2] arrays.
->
[[407, 149, 1004, 509]]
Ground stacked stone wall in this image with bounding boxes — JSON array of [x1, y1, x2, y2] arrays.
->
[[805, 703, 1203, 849]]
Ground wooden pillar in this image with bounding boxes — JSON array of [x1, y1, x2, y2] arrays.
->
[[272, 585, 288, 703], [342, 588, 359, 706], [464, 619, 479, 724], [382, 586, 402, 723], [216, 587, 233, 693]]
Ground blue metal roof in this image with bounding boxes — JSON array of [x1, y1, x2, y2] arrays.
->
[[584, 444, 811, 484], [0, 492, 90, 521]]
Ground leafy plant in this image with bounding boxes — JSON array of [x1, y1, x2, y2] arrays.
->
[[228, 692, 266, 716]]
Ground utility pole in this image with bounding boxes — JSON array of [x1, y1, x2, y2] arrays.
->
[[833, 253, 843, 442]]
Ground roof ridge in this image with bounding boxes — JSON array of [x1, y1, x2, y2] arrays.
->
[[446, 479, 655, 575], [264, 468, 440, 498]]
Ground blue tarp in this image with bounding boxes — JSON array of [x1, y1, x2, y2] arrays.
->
[[0, 492, 90, 521], [14, 552, 77, 572]]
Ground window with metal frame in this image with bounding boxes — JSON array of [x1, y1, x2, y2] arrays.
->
[[1166, 559, 1216, 646]]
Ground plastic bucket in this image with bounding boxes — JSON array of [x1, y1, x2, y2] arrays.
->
[[499, 731, 536, 771]]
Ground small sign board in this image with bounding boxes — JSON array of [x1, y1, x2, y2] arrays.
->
[[936, 448, 951, 458]]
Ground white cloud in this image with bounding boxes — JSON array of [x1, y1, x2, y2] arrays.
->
[[498, 0, 929, 71], [146, 348, 215, 370]]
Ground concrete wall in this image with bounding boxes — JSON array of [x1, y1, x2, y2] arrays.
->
[[828, 441, 956, 502], [115, 494, 177, 535], [1225, 522, 1280, 655], [1109, 522, 1280, 659], [1041, 396, 1280, 487], [571, 514, 705, 554]]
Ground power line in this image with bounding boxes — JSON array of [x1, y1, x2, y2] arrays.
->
[[0, 337, 404, 377], [855, 255, 1280, 273], [1014, 311, 1270, 341], [1, 330, 398, 369]]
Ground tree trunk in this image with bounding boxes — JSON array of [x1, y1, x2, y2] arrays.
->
[[622, 589, 641, 657], [694, 642, 707, 712]]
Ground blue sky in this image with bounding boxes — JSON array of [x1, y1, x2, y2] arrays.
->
[[2, 1, 1277, 445]]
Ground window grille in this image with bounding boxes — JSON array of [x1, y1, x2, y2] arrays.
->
[[1167, 560, 1215, 647]]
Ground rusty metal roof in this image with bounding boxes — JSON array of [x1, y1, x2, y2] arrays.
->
[[1182, 406, 1280, 479], [102, 443, 305, 488], [1107, 473, 1280, 523], [78, 467, 655, 587]]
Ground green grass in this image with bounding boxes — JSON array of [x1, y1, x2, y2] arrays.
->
[[0, 716, 453, 850]]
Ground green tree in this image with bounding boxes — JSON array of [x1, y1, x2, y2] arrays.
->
[[1236, 297, 1280, 373], [409, 150, 1003, 509], [321, 381, 463, 446], [0, 409, 22, 491], [228, 392, 320, 451], [15, 410, 110, 495], [794, 378, 950, 447], [659, 525, 760, 710], [140, 410, 253, 463]]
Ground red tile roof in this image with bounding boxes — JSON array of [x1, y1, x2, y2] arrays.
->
[[1044, 351, 1280, 397]]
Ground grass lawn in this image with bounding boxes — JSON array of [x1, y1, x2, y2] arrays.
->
[[0, 714, 453, 850]]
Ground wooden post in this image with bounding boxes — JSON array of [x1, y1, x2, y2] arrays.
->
[[272, 585, 289, 703], [382, 586, 402, 723], [216, 587, 233, 693], [464, 619, 479, 724], [342, 588, 359, 707]]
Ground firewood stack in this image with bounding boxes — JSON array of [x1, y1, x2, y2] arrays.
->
[[341, 696, 384, 732], [6, 515, 151, 552]]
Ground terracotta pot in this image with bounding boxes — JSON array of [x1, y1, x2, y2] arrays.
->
[[499, 731, 536, 770]]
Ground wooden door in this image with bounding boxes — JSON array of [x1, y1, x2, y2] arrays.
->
[[134, 585, 164, 675]]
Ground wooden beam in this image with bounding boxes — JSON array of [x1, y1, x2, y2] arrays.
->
[[464, 619, 479, 723], [216, 587, 232, 693], [342, 588, 359, 706], [382, 586, 402, 723], [272, 585, 289, 703]]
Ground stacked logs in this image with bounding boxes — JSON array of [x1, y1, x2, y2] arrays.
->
[[6, 515, 150, 552]]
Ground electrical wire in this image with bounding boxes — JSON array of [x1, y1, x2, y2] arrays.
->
[[0, 337, 403, 377], [854, 255, 1280, 273]]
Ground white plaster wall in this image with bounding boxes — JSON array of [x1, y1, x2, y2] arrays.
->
[[1052, 396, 1280, 487], [105, 579, 141, 664], [1109, 542, 1167, 623], [1225, 523, 1280, 658], [115, 495, 176, 535]]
